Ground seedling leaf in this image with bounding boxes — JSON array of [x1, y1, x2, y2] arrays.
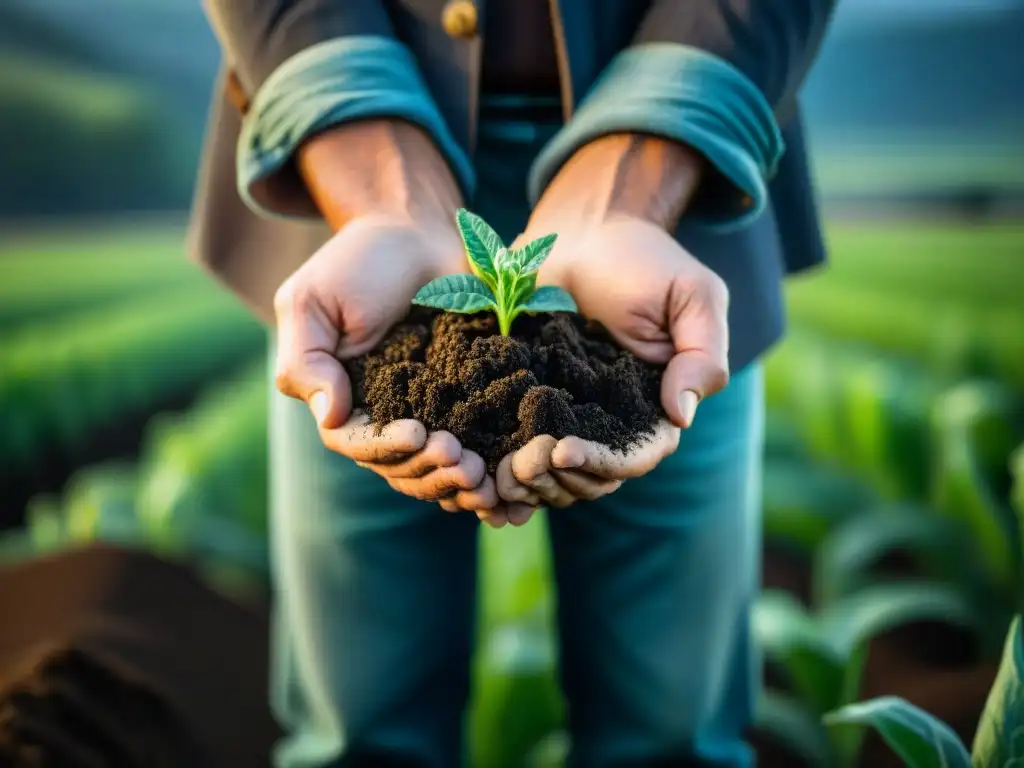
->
[[514, 233, 558, 275], [413, 274, 497, 314], [824, 697, 971, 768], [520, 286, 578, 315], [457, 208, 503, 289], [425, 210, 578, 335]]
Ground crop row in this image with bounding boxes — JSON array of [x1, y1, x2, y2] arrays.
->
[[0, 285, 265, 492], [0, 226, 203, 327], [818, 222, 1024, 307], [13, 358, 269, 592], [765, 331, 1022, 591]]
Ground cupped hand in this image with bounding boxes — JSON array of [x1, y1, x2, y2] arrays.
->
[[479, 420, 681, 526], [273, 213, 492, 505], [485, 213, 729, 517], [535, 215, 730, 421]]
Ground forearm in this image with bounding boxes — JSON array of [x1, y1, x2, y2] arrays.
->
[[529, 0, 836, 231], [531, 133, 704, 232], [298, 119, 463, 232]]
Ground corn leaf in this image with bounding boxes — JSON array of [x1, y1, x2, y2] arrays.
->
[[1012, 442, 1024, 519], [754, 591, 846, 715], [824, 697, 971, 768], [817, 582, 979, 660], [470, 618, 563, 768], [812, 503, 976, 606], [971, 616, 1024, 767], [762, 457, 874, 553]]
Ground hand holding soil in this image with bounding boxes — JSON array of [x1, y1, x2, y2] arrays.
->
[[273, 212, 507, 502], [469, 212, 731, 526], [476, 419, 682, 527], [525, 212, 731, 426], [340, 209, 729, 525]]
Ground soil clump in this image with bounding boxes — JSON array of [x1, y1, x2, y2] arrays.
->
[[347, 308, 664, 471]]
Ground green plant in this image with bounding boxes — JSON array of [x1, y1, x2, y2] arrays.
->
[[1012, 442, 1024, 521], [470, 517, 564, 767], [754, 584, 979, 767], [930, 381, 1023, 601], [823, 615, 1024, 768], [413, 209, 578, 335], [823, 696, 972, 768], [762, 455, 875, 554], [0, 287, 263, 476]]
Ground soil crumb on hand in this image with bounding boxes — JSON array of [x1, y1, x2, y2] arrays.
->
[[346, 308, 664, 471]]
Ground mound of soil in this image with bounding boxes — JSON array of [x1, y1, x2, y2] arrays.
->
[[0, 545, 278, 768], [347, 308, 664, 471]]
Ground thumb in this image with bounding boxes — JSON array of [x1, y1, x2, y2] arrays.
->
[[273, 285, 353, 429], [661, 281, 730, 428], [660, 351, 728, 428]]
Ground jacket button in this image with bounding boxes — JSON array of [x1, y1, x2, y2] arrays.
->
[[441, 0, 478, 39]]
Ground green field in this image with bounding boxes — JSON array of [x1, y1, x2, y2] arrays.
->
[[1, 220, 1022, 766]]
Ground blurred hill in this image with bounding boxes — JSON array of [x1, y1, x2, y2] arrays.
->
[[803, 2, 1024, 205], [1, 0, 219, 120], [1, 0, 1021, 216]]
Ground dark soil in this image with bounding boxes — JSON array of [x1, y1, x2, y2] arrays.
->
[[0, 545, 278, 768], [347, 308, 664, 471]]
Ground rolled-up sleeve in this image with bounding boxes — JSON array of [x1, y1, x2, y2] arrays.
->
[[203, 1, 473, 220], [527, 0, 836, 232], [238, 37, 475, 219]]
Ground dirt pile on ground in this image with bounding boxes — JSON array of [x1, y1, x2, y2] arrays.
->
[[0, 545, 278, 768], [347, 308, 663, 471]]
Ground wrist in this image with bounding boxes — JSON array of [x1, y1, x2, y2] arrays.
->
[[531, 133, 704, 233], [297, 119, 463, 232]]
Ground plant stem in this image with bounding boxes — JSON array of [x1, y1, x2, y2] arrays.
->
[[498, 311, 512, 336]]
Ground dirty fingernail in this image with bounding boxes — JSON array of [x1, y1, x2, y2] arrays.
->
[[678, 390, 699, 428], [309, 391, 329, 425]]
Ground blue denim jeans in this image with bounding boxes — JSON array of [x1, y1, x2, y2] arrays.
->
[[268, 98, 765, 768]]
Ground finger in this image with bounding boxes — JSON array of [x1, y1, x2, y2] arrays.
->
[[663, 276, 730, 427], [550, 421, 680, 480], [510, 436, 576, 509], [453, 473, 500, 511], [477, 506, 509, 528], [551, 468, 622, 501], [506, 503, 539, 527], [438, 497, 461, 513], [496, 454, 542, 505], [321, 412, 427, 462], [387, 450, 487, 501], [361, 431, 462, 478], [274, 279, 351, 428]]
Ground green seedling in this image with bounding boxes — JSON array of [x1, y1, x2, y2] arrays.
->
[[412, 209, 578, 336]]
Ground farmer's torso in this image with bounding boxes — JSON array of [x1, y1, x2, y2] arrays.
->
[[191, 0, 827, 372]]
